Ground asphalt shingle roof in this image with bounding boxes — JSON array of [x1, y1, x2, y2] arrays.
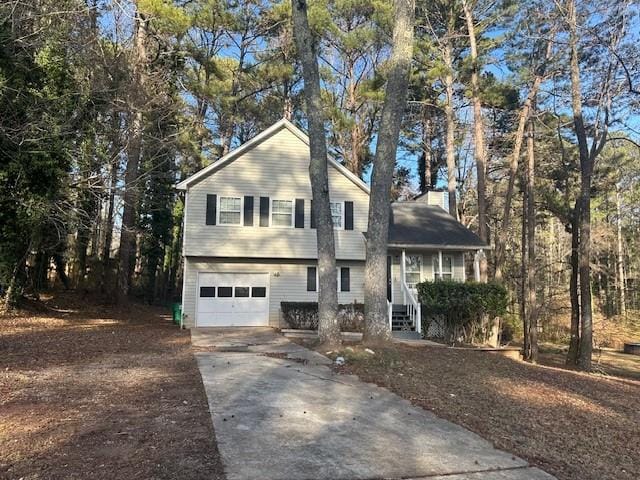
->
[[387, 202, 488, 249]]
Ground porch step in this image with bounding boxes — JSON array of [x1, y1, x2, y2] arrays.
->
[[392, 330, 422, 340]]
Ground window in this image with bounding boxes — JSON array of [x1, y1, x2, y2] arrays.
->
[[234, 286, 249, 297], [433, 253, 454, 280], [219, 197, 241, 225], [441, 255, 453, 280], [331, 202, 343, 228], [200, 286, 215, 297], [251, 287, 266, 297], [307, 267, 317, 292], [218, 286, 233, 297], [271, 199, 293, 226], [404, 255, 422, 288]]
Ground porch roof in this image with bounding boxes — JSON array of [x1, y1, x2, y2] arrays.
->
[[386, 202, 488, 250]]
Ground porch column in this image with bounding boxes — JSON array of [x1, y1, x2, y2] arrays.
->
[[438, 250, 443, 280], [401, 249, 406, 304], [474, 249, 486, 282]]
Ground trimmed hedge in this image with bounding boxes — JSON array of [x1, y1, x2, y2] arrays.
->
[[417, 281, 508, 344], [281, 302, 364, 332]]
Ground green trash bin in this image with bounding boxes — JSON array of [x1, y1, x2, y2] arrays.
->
[[171, 303, 182, 325]]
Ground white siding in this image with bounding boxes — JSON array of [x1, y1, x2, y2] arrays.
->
[[184, 126, 369, 260], [182, 257, 366, 328]]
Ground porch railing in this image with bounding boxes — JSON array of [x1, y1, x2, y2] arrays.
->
[[398, 250, 422, 335], [400, 278, 422, 335]]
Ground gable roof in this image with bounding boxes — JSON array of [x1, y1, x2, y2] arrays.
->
[[176, 118, 370, 193], [387, 202, 488, 250]]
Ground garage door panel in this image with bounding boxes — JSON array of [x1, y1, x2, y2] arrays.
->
[[197, 272, 269, 327]]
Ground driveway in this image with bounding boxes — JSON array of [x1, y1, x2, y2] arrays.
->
[[193, 328, 555, 480]]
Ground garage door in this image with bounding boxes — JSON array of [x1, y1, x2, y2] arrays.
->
[[197, 273, 269, 327]]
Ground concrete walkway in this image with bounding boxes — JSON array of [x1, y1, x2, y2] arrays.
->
[[193, 328, 555, 480]]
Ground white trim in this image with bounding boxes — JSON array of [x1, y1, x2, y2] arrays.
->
[[330, 201, 344, 230], [217, 196, 243, 226], [403, 253, 423, 288], [175, 118, 370, 194], [388, 243, 490, 251], [270, 198, 295, 228]]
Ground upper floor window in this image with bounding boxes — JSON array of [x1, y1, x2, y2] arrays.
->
[[433, 254, 453, 280], [272, 199, 293, 227], [219, 197, 241, 225], [331, 202, 343, 228]]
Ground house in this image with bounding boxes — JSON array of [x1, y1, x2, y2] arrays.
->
[[177, 119, 487, 334]]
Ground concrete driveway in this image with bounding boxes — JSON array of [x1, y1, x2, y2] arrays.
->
[[193, 328, 555, 480]]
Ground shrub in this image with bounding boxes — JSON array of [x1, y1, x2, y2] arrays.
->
[[417, 281, 508, 344], [280, 302, 365, 332]]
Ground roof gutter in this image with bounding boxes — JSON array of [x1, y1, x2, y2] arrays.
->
[[386, 243, 493, 251]]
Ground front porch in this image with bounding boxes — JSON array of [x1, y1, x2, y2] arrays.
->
[[386, 247, 485, 338]]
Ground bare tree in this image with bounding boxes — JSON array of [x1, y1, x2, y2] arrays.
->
[[522, 118, 538, 362], [462, 0, 488, 280], [364, 0, 416, 344], [118, 3, 147, 300], [291, 0, 341, 346], [442, 13, 458, 219], [495, 32, 555, 280]]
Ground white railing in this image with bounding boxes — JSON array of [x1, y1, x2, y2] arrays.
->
[[400, 278, 422, 335], [387, 300, 393, 330], [399, 249, 421, 335]]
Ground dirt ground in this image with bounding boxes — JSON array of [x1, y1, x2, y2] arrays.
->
[[313, 342, 640, 480], [0, 292, 224, 480]]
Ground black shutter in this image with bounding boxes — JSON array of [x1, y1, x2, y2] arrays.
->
[[259, 197, 270, 227], [310, 200, 316, 229], [340, 267, 350, 292], [344, 201, 354, 230], [206, 194, 217, 225], [295, 199, 305, 228], [307, 266, 317, 292], [244, 196, 254, 226]]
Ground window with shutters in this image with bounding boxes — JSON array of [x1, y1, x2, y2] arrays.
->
[[271, 199, 293, 227], [330, 202, 343, 228], [219, 197, 241, 225], [308, 266, 350, 292]]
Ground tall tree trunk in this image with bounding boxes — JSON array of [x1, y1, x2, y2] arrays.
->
[[566, 209, 581, 365], [363, 0, 415, 344], [615, 185, 626, 317], [524, 118, 538, 362], [420, 108, 433, 192], [443, 36, 458, 219], [462, 1, 488, 281], [291, 0, 340, 346], [521, 178, 529, 359], [567, 0, 593, 370], [118, 7, 147, 300], [494, 37, 554, 280]]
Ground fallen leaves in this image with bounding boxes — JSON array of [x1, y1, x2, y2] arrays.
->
[[324, 343, 640, 480]]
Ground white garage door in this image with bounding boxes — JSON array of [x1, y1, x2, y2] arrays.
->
[[197, 273, 269, 327]]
